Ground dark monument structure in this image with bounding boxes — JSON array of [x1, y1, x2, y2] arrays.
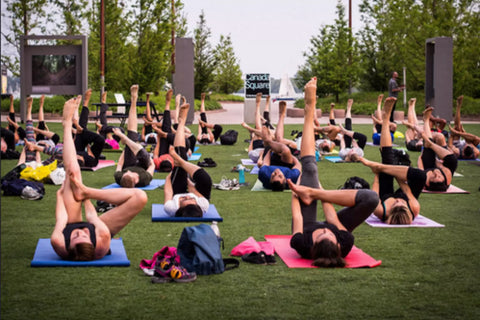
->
[[173, 37, 195, 124], [425, 37, 453, 122], [20, 35, 88, 122]]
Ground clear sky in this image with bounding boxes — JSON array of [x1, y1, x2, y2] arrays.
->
[[182, 0, 363, 79]]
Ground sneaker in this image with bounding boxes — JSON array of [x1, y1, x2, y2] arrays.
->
[[241, 251, 267, 265], [151, 257, 197, 283], [214, 177, 240, 191], [20, 186, 43, 200]]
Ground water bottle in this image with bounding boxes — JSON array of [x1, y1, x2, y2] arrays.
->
[[211, 221, 221, 238], [238, 165, 245, 184]]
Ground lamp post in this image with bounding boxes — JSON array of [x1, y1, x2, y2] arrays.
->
[[100, 0, 105, 98]]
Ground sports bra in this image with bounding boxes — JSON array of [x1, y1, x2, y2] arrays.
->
[[63, 222, 96, 249]]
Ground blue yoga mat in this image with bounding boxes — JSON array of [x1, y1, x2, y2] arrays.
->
[[152, 204, 223, 222], [102, 179, 165, 190], [188, 153, 202, 161], [324, 156, 345, 163], [31, 238, 130, 267]]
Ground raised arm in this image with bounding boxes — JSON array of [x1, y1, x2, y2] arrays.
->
[[50, 188, 69, 259], [84, 199, 111, 259], [291, 193, 303, 234]]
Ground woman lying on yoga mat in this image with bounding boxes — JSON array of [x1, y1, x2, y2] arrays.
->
[[197, 93, 223, 144], [288, 77, 379, 268], [51, 97, 147, 261], [163, 100, 212, 217], [334, 99, 367, 162], [358, 97, 426, 225]]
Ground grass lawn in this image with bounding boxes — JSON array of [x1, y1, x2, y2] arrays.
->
[[1, 122, 480, 320]]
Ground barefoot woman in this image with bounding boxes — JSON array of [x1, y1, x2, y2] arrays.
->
[[51, 97, 147, 261]]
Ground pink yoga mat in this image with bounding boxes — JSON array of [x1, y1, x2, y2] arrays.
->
[[264, 235, 381, 268], [422, 184, 470, 194], [81, 160, 116, 171]]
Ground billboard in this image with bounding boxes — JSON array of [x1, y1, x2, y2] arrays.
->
[[245, 73, 270, 98]]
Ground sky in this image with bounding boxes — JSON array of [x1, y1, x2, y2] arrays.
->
[[1, 0, 363, 79], [181, 0, 363, 79]]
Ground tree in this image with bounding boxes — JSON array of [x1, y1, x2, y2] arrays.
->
[[212, 34, 243, 94], [193, 11, 216, 98], [128, 0, 174, 94], [358, 0, 480, 97], [87, 0, 132, 92], [296, 1, 358, 101], [52, 0, 89, 35], [1, 0, 50, 76]]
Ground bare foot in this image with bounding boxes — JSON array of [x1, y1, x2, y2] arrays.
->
[[347, 98, 353, 110], [7, 117, 18, 129], [112, 127, 124, 138], [201, 92, 206, 101], [266, 95, 271, 105], [83, 88, 92, 106], [101, 91, 108, 103], [382, 97, 396, 120], [69, 173, 87, 202], [178, 102, 190, 121], [409, 98, 416, 106], [456, 95, 463, 108], [130, 84, 139, 99], [168, 145, 184, 167], [330, 103, 335, 110], [153, 127, 167, 138], [303, 77, 317, 107], [256, 92, 262, 104], [423, 106, 434, 122], [287, 180, 315, 205], [175, 94, 181, 108], [63, 97, 80, 122], [279, 101, 287, 115], [165, 89, 173, 103], [23, 138, 36, 151], [338, 123, 349, 136]]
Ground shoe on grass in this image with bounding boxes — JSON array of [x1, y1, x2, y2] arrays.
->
[[151, 257, 197, 283]]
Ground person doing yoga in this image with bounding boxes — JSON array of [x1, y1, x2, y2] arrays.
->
[[50, 96, 147, 261], [197, 93, 223, 144], [113, 85, 155, 188], [163, 100, 213, 217], [358, 97, 426, 225], [288, 77, 379, 267]]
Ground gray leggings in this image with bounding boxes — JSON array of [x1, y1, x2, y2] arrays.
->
[[299, 156, 379, 232]]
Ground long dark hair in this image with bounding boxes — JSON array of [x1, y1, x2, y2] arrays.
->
[[310, 239, 346, 268]]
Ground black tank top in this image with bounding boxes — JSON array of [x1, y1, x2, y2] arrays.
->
[[63, 222, 96, 249]]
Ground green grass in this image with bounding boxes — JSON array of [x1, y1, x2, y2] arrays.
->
[[1, 122, 480, 320]]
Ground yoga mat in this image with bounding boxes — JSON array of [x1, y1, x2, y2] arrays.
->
[[152, 204, 223, 222], [250, 166, 259, 175], [422, 184, 470, 194], [264, 235, 381, 268], [324, 156, 345, 163], [251, 179, 291, 192], [31, 238, 130, 267], [102, 179, 165, 190], [458, 158, 480, 161], [365, 214, 444, 228], [81, 159, 116, 171], [188, 153, 202, 161], [241, 159, 256, 166]]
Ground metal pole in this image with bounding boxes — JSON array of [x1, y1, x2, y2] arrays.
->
[[171, 0, 175, 75], [348, 0, 352, 94], [403, 66, 407, 108], [100, 0, 105, 98]]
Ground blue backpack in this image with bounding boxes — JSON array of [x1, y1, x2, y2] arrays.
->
[[177, 224, 238, 275]]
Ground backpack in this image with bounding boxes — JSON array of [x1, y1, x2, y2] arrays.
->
[[1, 178, 45, 200], [341, 176, 370, 190], [392, 148, 411, 166], [220, 130, 238, 145], [177, 224, 238, 275]]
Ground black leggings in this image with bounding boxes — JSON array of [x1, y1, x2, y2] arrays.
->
[[158, 110, 173, 156], [200, 112, 223, 141], [123, 131, 150, 169], [1, 127, 15, 150], [74, 106, 105, 166], [343, 118, 367, 149], [421, 145, 457, 175], [170, 146, 212, 200], [299, 156, 378, 232]]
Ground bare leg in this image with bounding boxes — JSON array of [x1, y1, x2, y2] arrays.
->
[[380, 97, 396, 148], [113, 128, 143, 155], [275, 101, 287, 142], [301, 77, 317, 158], [61, 96, 84, 223], [288, 181, 359, 207], [422, 107, 434, 139], [329, 103, 335, 124], [145, 92, 153, 121], [173, 98, 189, 147], [375, 94, 384, 119], [165, 89, 173, 111], [127, 84, 139, 132], [454, 95, 463, 131], [174, 94, 181, 123], [345, 99, 353, 120]]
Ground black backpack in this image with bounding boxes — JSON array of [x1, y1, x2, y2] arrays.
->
[[220, 130, 238, 145], [341, 176, 370, 190]]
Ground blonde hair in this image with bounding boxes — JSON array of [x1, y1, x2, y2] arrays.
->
[[387, 206, 411, 225]]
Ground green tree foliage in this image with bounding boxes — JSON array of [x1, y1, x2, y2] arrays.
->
[[1, 0, 50, 76], [128, 0, 175, 94], [212, 35, 243, 94], [358, 0, 480, 97], [193, 11, 216, 98], [87, 0, 132, 92], [52, 0, 88, 35], [296, 1, 358, 101]]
